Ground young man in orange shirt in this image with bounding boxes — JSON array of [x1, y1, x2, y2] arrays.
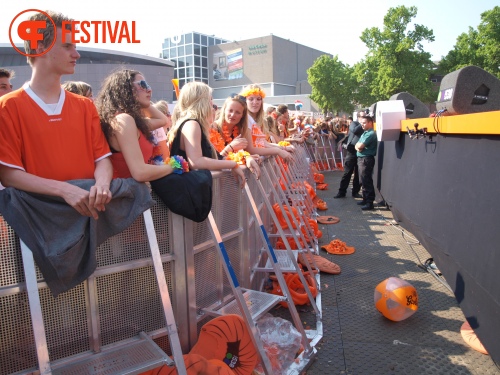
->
[[0, 11, 113, 219]]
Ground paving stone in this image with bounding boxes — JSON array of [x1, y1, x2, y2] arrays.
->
[[300, 170, 500, 374]]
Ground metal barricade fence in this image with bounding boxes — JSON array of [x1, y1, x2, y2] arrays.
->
[[0, 145, 321, 375], [304, 134, 344, 171]]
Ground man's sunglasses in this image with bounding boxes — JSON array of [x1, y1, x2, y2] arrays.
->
[[133, 80, 151, 91]]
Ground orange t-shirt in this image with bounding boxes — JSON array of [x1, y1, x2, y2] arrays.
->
[[0, 85, 111, 181]]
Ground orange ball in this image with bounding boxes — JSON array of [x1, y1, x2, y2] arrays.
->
[[374, 277, 418, 321]]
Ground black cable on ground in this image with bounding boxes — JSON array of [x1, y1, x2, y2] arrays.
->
[[373, 207, 453, 293]]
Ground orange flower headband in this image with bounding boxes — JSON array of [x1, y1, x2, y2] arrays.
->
[[240, 87, 266, 99]]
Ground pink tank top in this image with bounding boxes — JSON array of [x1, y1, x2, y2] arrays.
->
[[251, 122, 267, 148]]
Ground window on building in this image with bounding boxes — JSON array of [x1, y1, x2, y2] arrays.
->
[[194, 44, 201, 55], [208, 37, 214, 46], [202, 57, 207, 68], [195, 67, 201, 78], [177, 57, 186, 68], [185, 33, 192, 44], [194, 55, 201, 66], [202, 69, 208, 79], [178, 68, 185, 78], [186, 55, 193, 67], [201, 35, 207, 46], [202, 46, 207, 56], [170, 48, 177, 58], [186, 44, 193, 55], [193, 33, 200, 44], [187, 67, 193, 78], [177, 45, 185, 57]]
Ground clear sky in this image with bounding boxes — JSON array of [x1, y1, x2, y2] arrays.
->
[[1, 0, 498, 66]]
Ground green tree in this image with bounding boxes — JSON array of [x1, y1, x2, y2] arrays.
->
[[440, 6, 500, 78], [438, 28, 481, 74], [307, 55, 355, 114], [353, 5, 436, 106]]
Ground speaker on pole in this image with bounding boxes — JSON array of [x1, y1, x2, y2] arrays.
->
[[436, 65, 500, 115], [369, 102, 377, 121], [390, 92, 430, 119], [375, 100, 406, 142]]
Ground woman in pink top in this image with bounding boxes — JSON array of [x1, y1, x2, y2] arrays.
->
[[238, 84, 292, 161], [97, 70, 175, 181]]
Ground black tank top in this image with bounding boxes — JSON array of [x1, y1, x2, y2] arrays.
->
[[170, 119, 214, 159]]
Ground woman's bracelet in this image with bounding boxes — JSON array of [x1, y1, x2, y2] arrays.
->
[[167, 155, 190, 174]]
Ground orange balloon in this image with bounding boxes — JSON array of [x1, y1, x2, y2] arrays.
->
[[374, 277, 418, 322]]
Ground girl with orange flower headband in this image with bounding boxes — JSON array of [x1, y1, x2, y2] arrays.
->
[[166, 82, 247, 187], [210, 95, 260, 177], [238, 84, 293, 160]]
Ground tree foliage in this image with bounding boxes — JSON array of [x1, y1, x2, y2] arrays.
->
[[353, 6, 437, 106], [439, 6, 500, 78], [307, 55, 355, 114]]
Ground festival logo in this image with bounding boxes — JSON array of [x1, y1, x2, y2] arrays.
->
[[10, 9, 140, 57]]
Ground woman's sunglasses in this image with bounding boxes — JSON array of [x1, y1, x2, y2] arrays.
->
[[133, 80, 151, 91], [231, 93, 247, 102]]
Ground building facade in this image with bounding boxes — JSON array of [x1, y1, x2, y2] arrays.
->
[[161, 32, 229, 101], [208, 35, 330, 111], [160, 33, 330, 111], [0, 44, 174, 101]]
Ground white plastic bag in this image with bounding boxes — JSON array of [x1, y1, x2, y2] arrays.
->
[[254, 315, 302, 375]]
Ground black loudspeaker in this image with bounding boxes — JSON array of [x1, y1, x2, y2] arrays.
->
[[436, 65, 500, 115], [389, 92, 430, 119], [369, 102, 377, 121]]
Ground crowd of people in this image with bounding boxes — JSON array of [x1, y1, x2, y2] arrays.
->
[[0, 9, 378, 238], [3, 9, 493, 367]]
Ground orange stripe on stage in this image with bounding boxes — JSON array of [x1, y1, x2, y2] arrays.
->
[[399, 110, 500, 135]]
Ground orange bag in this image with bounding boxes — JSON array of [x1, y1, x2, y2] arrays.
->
[[190, 315, 258, 375], [313, 173, 324, 183], [272, 203, 300, 229], [139, 353, 235, 375]]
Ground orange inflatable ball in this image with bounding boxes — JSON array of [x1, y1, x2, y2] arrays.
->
[[374, 277, 418, 322]]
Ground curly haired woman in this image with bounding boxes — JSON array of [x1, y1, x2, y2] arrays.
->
[[96, 69, 173, 181]]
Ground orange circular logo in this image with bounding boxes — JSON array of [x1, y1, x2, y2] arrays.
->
[[9, 9, 57, 57]]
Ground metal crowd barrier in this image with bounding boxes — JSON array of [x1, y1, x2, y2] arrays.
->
[[303, 133, 344, 171], [0, 145, 321, 375]]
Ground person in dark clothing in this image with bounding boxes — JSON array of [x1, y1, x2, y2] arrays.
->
[[334, 111, 365, 199], [355, 115, 377, 210]]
